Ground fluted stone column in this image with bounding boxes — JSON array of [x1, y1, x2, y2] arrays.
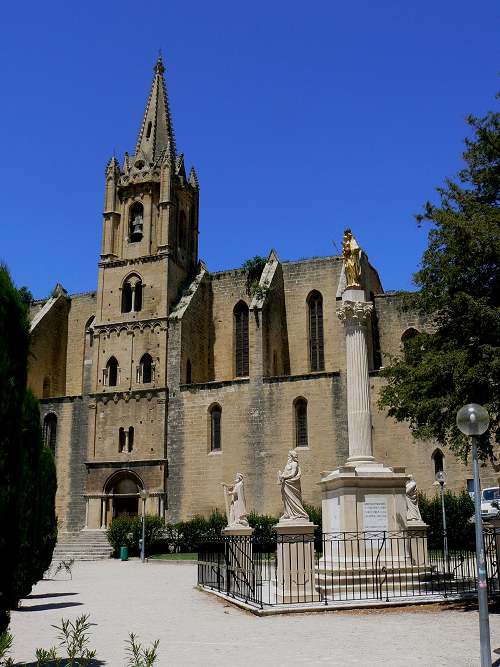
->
[[337, 289, 374, 464]]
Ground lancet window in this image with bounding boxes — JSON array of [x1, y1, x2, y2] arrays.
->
[[104, 356, 119, 387], [234, 301, 249, 377], [136, 353, 154, 384], [43, 413, 57, 454], [209, 404, 222, 452], [294, 398, 308, 448], [308, 291, 324, 372]]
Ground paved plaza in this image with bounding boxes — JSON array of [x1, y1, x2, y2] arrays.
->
[[9, 560, 500, 666]]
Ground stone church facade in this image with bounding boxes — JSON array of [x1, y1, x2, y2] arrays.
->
[[28, 57, 496, 534]]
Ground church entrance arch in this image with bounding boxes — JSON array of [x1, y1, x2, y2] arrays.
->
[[104, 471, 143, 522]]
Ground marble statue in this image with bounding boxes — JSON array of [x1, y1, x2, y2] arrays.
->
[[342, 228, 362, 288], [406, 475, 423, 523], [278, 451, 309, 521], [222, 473, 249, 527]]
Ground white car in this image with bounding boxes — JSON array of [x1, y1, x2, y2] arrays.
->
[[481, 487, 500, 520]]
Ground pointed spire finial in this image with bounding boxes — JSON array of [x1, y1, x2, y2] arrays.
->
[[155, 51, 165, 75], [135, 55, 175, 163]]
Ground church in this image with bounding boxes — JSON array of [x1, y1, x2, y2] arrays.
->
[[28, 57, 496, 542]]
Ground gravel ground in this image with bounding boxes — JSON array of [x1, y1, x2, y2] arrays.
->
[[9, 560, 500, 666]]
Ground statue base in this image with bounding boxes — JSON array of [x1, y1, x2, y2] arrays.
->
[[221, 526, 254, 597], [317, 461, 429, 597], [274, 520, 319, 603]]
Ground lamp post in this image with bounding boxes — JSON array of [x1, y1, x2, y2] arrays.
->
[[138, 489, 149, 563], [456, 403, 491, 667], [435, 470, 448, 570]]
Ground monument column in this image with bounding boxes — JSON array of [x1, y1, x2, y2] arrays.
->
[[337, 291, 374, 463]]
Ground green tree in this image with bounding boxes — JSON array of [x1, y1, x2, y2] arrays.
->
[[0, 266, 57, 632], [379, 106, 500, 459]]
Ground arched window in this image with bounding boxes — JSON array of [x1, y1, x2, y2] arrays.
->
[[178, 210, 186, 250], [119, 427, 126, 452], [209, 404, 222, 452], [121, 275, 143, 313], [42, 376, 51, 398], [129, 202, 144, 243], [433, 449, 444, 476], [43, 413, 57, 454], [402, 328, 419, 345], [308, 291, 324, 372], [294, 398, 308, 448], [186, 359, 192, 384], [104, 356, 119, 387], [234, 301, 249, 377], [138, 353, 153, 384]]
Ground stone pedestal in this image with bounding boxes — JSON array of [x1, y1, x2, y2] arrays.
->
[[406, 522, 429, 567], [222, 526, 254, 598], [274, 520, 319, 603]]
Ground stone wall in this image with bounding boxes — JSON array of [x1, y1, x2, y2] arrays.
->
[[29, 296, 70, 398]]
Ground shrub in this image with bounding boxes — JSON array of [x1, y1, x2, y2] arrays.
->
[[418, 489, 475, 551], [107, 515, 165, 557], [248, 512, 278, 551]]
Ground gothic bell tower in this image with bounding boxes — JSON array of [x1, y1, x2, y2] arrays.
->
[[84, 56, 200, 529]]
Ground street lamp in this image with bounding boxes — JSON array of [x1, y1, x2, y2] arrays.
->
[[435, 470, 448, 569], [138, 489, 149, 563], [456, 403, 491, 667]]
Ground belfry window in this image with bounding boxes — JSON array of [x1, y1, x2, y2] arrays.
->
[[128, 426, 134, 451], [129, 202, 144, 243], [308, 291, 324, 372], [209, 404, 222, 452], [294, 398, 308, 448], [137, 353, 154, 384], [43, 413, 57, 454], [104, 356, 119, 387], [234, 301, 249, 377], [121, 275, 143, 313]]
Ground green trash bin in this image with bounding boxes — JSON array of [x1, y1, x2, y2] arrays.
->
[[120, 546, 128, 561]]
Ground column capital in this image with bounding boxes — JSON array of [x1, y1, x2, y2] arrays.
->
[[337, 300, 373, 324]]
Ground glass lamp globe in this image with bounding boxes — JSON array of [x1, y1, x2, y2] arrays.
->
[[456, 403, 490, 436], [435, 470, 447, 485]]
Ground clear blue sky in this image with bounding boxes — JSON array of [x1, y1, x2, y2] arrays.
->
[[1, 0, 498, 298]]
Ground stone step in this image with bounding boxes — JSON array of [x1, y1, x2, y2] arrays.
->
[[52, 530, 113, 561]]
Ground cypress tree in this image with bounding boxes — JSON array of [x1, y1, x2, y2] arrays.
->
[[0, 266, 57, 632]]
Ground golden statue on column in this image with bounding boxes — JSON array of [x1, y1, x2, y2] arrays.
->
[[342, 228, 362, 288]]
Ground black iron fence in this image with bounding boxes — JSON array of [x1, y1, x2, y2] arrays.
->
[[197, 528, 500, 609]]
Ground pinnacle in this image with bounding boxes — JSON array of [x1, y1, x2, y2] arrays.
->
[[189, 166, 199, 189]]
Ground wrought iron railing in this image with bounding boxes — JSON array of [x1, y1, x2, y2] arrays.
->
[[197, 528, 500, 609]]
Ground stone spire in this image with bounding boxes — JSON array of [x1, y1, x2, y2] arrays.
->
[[135, 55, 176, 164]]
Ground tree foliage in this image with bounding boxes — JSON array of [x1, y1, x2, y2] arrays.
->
[[0, 266, 57, 632], [379, 106, 500, 459]]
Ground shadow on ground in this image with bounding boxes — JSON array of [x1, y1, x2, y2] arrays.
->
[[17, 602, 83, 612], [16, 660, 105, 666], [26, 592, 79, 600]]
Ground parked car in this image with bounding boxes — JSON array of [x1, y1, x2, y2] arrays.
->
[[481, 487, 500, 520]]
